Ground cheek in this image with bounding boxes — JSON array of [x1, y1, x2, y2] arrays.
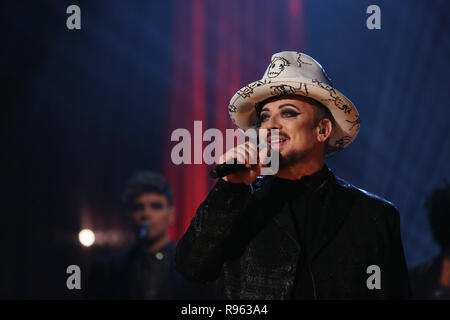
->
[[288, 121, 315, 142], [154, 212, 171, 227]]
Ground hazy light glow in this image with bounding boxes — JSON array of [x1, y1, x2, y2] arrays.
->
[[79, 229, 95, 247]]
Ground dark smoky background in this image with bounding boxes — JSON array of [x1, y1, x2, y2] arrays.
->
[[1, 0, 449, 298]]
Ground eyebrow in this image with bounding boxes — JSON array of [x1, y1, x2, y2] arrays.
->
[[261, 103, 301, 113]]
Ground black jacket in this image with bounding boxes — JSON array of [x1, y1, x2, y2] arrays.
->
[[87, 241, 216, 299], [175, 167, 411, 299]]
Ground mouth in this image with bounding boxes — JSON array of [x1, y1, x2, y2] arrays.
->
[[267, 135, 289, 150]]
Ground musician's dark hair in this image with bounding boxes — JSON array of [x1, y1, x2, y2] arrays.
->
[[425, 180, 450, 250], [122, 171, 173, 209]]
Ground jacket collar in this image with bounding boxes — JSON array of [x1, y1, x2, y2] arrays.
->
[[266, 168, 355, 260]]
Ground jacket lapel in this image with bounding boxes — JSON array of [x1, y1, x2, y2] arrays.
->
[[309, 174, 355, 261], [268, 171, 355, 260], [272, 202, 301, 250]]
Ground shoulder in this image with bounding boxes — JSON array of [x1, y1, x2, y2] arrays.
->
[[335, 176, 397, 206], [332, 175, 400, 223]]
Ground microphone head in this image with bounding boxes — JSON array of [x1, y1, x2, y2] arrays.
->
[[137, 221, 152, 240]]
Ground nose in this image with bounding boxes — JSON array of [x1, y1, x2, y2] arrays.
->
[[265, 114, 282, 132], [142, 206, 155, 222]]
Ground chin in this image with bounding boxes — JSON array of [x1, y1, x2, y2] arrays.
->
[[279, 149, 308, 166]]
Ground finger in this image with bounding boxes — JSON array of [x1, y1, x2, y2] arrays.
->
[[238, 144, 257, 168], [226, 147, 243, 164], [219, 147, 239, 164], [245, 140, 258, 151], [244, 142, 258, 165], [236, 142, 267, 168], [258, 144, 271, 166], [230, 149, 246, 164], [258, 128, 270, 147]]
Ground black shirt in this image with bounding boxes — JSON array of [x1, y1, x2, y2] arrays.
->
[[272, 164, 331, 299], [126, 242, 175, 299]]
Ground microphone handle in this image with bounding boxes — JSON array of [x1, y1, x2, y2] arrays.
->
[[209, 163, 248, 179]]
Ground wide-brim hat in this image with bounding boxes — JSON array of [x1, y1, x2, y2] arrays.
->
[[228, 51, 360, 153]]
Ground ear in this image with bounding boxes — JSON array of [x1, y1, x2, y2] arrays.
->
[[316, 118, 333, 143]]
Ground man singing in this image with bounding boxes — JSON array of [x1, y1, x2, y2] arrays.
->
[[175, 51, 411, 299], [87, 171, 215, 299]]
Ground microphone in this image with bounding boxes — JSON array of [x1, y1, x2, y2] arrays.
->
[[210, 136, 263, 179], [137, 221, 151, 240], [209, 163, 248, 179]]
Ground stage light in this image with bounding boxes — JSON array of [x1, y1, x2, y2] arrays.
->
[[78, 229, 95, 247]]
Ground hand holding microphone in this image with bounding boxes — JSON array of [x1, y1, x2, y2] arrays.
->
[[212, 141, 267, 185]]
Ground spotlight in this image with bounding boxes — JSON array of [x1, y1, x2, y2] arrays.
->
[[78, 229, 95, 247]]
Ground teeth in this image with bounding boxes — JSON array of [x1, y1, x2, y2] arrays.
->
[[270, 138, 286, 144]]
